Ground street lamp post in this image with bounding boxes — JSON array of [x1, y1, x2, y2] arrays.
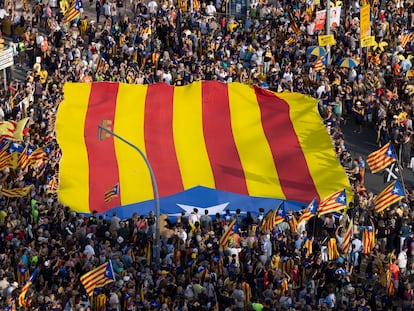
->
[[98, 124, 161, 271], [326, 0, 331, 64]]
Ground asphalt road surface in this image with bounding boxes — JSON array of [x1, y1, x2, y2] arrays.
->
[[342, 119, 414, 194]]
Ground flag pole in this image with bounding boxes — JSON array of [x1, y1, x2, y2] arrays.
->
[[98, 124, 161, 271]]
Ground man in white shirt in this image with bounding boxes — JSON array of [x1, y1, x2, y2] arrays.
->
[[398, 246, 408, 276], [0, 7, 9, 20], [206, 2, 216, 16], [188, 208, 200, 225], [148, 0, 158, 15]]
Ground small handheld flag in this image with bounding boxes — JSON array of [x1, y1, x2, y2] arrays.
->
[[374, 180, 405, 213], [317, 189, 347, 216], [104, 183, 119, 203], [80, 261, 116, 296], [367, 143, 397, 174], [298, 198, 317, 223]]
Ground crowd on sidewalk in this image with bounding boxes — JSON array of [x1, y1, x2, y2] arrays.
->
[[0, 0, 412, 310]]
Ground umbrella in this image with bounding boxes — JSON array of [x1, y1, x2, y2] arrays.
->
[[307, 46, 327, 57], [338, 58, 359, 68]]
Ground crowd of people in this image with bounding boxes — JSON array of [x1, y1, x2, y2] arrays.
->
[[0, 0, 412, 309]]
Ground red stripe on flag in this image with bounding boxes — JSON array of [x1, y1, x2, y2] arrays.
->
[[144, 84, 183, 197], [85, 83, 121, 212], [202, 81, 248, 194], [254, 87, 320, 202]]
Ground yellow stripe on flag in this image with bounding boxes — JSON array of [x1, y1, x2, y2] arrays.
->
[[228, 83, 283, 198], [56, 83, 90, 213], [173, 82, 215, 189], [278, 92, 352, 202], [114, 84, 154, 205]]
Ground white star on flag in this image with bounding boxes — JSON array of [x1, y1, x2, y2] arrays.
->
[[338, 195, 345, 202], [174, 202, 230, 217]]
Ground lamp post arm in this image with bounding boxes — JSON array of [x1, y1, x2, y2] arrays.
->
[[98, 124, 161, 270]]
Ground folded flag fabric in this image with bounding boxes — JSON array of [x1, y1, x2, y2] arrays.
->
[[260, 210, 274, 233], [298, 198, 317, 223], [28, 144, 52, 168], [104, 183, 119, 203], [18, 268, 38, 308], [328, 238, 340, 260], [0, 141, 21, 169], [342, 219, 353, 254], [56, 82, 351, 215], [367, 143, 397, 174], [304, 239, 312, 257], [0, 185, 33, 197], [317, 189, 347, 216], [374, 180, 405, 213], [362, 226, 375, 254], [401, 29, 413, 49], [0, 118, 29, 141], [219, 218, 236, 250], [80, 261, 116, 296], [18, 143, 35, 169], [65, 0, 81, 23]]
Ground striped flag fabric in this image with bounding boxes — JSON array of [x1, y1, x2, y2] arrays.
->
[[104, 183, 119, 203], [386, 270, 395, 296], [28, 144, 52, 168], [287, 213, 298, 233], [401, 30, 413, 49], [298, 198, 317, 223], [367, 143, 397, 174], [65, 0, 81, 23], [56, 82, 351, 215], [304, 239, 313, 257], [260, 210, 273, 233], [362, 226, 375, 254], [18, 143, 35, 169], [317, 189, 347, 216], [219, 218, 236, 250], [374, 180, 405, 213], [0, 141, 20, 169], [328, 237, 340, 260], [313, 53, 329, 71], [286, 37, 296, 45], [342, 219, 353, 254], [273, 204, 286, 227], [0, 185, 33, 198], [18, 268, 38, 308], [96, 55, 108, 73], [0, 118, 29, 141], [80, 261, 116, 296]]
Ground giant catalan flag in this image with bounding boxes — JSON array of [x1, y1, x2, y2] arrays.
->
[[56, 82, 351, 214]]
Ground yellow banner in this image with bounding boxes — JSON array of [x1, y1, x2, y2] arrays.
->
[[360, 5, 370, 38], [318, 34, 336, 46], [361, 36, 376, 47]]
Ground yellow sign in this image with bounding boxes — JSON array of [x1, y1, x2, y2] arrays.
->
[[318, 34, 336, 46], [361, 36, 376, 47], [360, 5, 371, 38]]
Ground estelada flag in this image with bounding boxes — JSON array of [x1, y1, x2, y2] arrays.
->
[[56, 82, 351, 214], [0, 185, 33, 198], [367, 142, 397, 174], [317, 189, 347, 216], [342, 219, 353, 254], [0, 118, 29, 141], [374, 180, 405, 213], [328, 237, 340, 260]]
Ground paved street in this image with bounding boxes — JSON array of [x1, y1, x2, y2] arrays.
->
[[343, 120, 414, 194]]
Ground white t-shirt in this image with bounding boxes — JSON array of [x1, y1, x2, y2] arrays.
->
[[398, 251, 408, 270], [148, 0, 158, 14]]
